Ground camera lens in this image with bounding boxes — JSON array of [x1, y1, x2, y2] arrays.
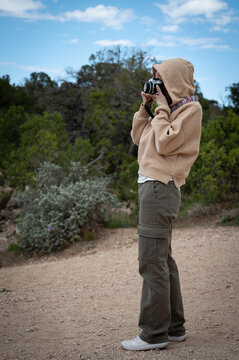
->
[[142, 82, 149, 93], [142, 82, 152, 93]]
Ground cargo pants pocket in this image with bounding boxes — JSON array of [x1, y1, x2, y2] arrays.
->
[[138, 225, 170, 264]]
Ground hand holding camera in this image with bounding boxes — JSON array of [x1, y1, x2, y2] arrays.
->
[[141, 77, 170, 118], [141, 91, 154, 107], [141, 77, 165, 107]]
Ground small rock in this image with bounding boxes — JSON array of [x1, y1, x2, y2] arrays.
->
[[25, 328, 35, 332]]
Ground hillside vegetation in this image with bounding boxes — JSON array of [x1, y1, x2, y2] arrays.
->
[[0, 47, 238, 252]]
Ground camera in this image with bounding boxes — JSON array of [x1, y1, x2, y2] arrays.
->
[[142, 78, 163, 94]]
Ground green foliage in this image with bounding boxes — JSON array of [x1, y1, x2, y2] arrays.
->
[[0, 75, 33, 112], [0, 75, 14, 109], [25, 72, 58, 91], [227, 82, 239, 113], [220, 207, 239, 226], [195, 80, 221, 124], [0, 288, 12, 292], [185, 110, 239, 202], [116, 158, 139, 202], [0, 106, 28, 167], [2, 112, 69, 188], [63, 137, 96, 165], [0, 173, 4, 186], [104, 209, 138, 228], [0, 46, 238, 213], [17, 162, 120, 252], [24, 72, 58, 113], [75, 47, 153, 177], [7, 243, 20, 252]]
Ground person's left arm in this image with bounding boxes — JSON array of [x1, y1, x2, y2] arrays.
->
[[150, 86, 202, 155]]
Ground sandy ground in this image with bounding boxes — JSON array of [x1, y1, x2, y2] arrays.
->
[[0, 224, 239, 360]]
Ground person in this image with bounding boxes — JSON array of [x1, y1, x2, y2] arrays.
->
[[121, 58, 202, 351]]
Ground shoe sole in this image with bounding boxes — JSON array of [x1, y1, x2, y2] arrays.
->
[[168, 335, 186, 342], [121, 341, 169, 351]]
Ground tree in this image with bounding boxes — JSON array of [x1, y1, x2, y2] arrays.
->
[[185, 110, 239, 202], [73, 47, 155, 175], [3, 112, 70, 188], [0, 75, 33, 113], [24, 72, 58, 113], [0, 106, 28, 167], [227, 82, 239, 113]]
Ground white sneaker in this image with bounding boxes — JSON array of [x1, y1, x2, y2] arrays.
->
[[168, 334, 186, 342], [121, 335, 169, 351]]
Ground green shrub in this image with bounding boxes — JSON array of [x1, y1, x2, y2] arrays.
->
[[7, 244, 20, 252], [104, 209, 138, 228], [3, 111, 70, 189], [17, 162, 120, 252], [185, 110, 239, 202], [0, 106, 28, 168], [220, 207, 239, 226], [116, 158, 139, 202]]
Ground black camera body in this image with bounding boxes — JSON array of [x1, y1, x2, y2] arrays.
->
[[142, 78, 163, 94]]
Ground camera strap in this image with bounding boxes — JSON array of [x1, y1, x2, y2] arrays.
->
[[144, 100, 155, 119], [144, 95, 199, 118]]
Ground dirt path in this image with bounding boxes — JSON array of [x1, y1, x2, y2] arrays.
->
[[0, 225, 239, 360]]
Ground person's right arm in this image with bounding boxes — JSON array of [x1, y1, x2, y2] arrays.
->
[[131, 105, 149, 146], [131, 91, 153, 145]]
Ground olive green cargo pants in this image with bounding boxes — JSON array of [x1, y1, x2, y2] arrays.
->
[[138, 180, 185, 344]]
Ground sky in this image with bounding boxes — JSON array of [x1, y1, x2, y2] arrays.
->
[[0, 0, 239, 104]]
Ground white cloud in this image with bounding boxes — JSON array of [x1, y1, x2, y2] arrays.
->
[[145, 39, 163, 46], [69, 38, 79, 43], [145, 37, 176, 47], [154, 0, 229, 23], [95, 39, 136, 47], [210, 25, 230, 33], [179, 36, 230, 49], [0, 0, 58, 20], [0, 0, 44, 16], [61, 5, 134, 29], [146, 54, 168, 61], [161, 24, 179, 32], [140, 15, 156, 26], [145, 35, 230, 50], [0, 61, 62, 74], [0, 2, 134, 29], [154, 0, 236, 33]]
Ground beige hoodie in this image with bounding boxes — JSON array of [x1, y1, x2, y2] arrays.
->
[[131, 58, 202, 188]]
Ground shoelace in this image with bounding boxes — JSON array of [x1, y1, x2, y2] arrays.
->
[[134, 336, 144, 343]]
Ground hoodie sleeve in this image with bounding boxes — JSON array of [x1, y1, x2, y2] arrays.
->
[[151, 102, 202, 155], [131, 104, 150, 146]]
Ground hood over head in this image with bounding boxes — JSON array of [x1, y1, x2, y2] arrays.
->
[[152, 58, 195, 106]]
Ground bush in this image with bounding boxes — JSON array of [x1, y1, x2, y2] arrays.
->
[[17, 162, 120, 252], [2, 111, 70, 189], [0, 106, 28, 168], [185, 110, 239, 202], [116, 158, 139, 202], [220, 207, 239, 226], [104, 209, 138, 228]]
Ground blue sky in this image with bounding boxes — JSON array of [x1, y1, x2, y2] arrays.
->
[[0, 0, 239, 103]]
